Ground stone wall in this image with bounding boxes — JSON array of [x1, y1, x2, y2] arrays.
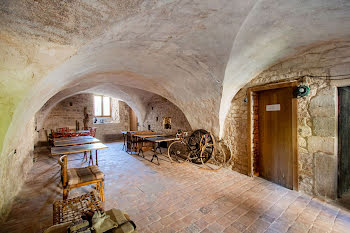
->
[[37, 94, 130, 142], [141, 96, 192, 135], [0, 117, 36, 222], [223, 41, 350, 199], [94, 100, 130, 141]]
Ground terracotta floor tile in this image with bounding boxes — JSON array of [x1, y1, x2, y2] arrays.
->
[[206, 222, 225, 232], [184, 223, 202, 233], [1, 142, 350, 233], [194, 218, 209, 231], [200, 228, 214, 233], [223, 224, 243, 233]]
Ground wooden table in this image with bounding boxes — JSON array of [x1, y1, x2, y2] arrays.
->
[[121, 131, 142, 134], [54, 137, 100, 147], [121, 131, 143, 151], [51, 143, 108, 166], [133, 134, 166, 138], [145, 136, 179, 165], [53, 135, 94, 142], [134, 134, 166, 155]]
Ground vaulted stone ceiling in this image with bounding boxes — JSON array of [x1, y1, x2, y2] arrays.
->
[[1, 0, 350, 156]]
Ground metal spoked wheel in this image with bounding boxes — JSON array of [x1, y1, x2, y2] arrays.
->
[[168, 141, 189, 163], [187, 129, 214, 164]]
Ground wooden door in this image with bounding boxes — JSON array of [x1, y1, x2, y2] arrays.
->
[[258, 87, 294, 189], [338, 87, 350, 197], [129, 108, 138, 131]]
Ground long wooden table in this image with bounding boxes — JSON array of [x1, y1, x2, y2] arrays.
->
[[121, 131, 143, 151], [144, 136, 179, 165], [121, 131, 142, 134], [133, 134, 166, 138], [54, 138, 100, 147], [134, 134, 166, 155], [54, 136, 94, 143], [123, 130, 155, 153], [51, 143, 108, 166]]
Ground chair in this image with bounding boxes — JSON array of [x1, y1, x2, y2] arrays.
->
[[51, 129, 59, 138], [90, 127, 97, 137], [61, 128, 69, 137], [70, 129, 78, 137], [58, 155, 105, 201], [79, 127, 91, 136], [62, 129, 77, 137], [57, 127, 69, 133]]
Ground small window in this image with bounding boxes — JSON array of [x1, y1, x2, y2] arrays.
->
[[94, 95, 111, 117]]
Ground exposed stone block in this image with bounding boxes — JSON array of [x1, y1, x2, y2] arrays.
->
[[298, 125, 312, 137], [298, 152, 314, 174], [298, 137, 307, 149], [307, 136, 334, 154], [309, 95, 334, 109], [312, 117, 336, 137], [299, 173, 314, 195], [314, 153, 337, 199], [309, 106, 336, 118]]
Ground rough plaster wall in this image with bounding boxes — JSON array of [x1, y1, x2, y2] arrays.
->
[[0, 0, 349, 221], [0, 3, 160, 199], [141, 96, 192, 135], [0, 0, 256, 161], [223, 41, 350, 199], [37, 94, 130, 142], [0, 117, 35, 222], [0, 0, 151, 46]]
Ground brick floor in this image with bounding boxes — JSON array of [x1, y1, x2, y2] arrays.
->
[[2, 142, 350, 232]]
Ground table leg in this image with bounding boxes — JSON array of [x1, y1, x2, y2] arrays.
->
[[138, 138, 144, 157], [150, 142, 160, 165], [156, 143, 162, 154], [96, 150, 98, 166], [122, 134, 126, 151], [89, 151, 93, 166], [131, 136, 135, 154]]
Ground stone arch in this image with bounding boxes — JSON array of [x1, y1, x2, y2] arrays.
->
[[1, 0, 350, 220], [222, 40, 350, 198], [219, 0, 350, 137]]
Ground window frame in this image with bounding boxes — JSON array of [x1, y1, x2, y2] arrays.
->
[[94, 95, 111, 117]]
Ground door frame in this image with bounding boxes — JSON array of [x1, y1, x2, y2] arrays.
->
[[247, 80, 299, 190]]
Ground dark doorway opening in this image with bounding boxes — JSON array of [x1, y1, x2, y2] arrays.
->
[[129, 108, 138, 131], [338, 87, 350, 201]]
